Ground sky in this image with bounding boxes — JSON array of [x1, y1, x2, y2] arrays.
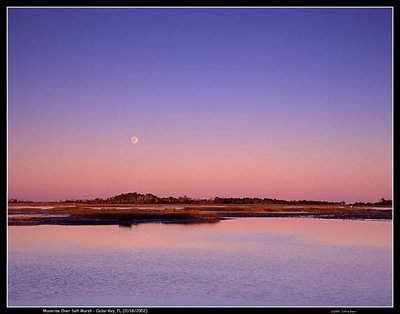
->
[[8, 7, 392, 202]]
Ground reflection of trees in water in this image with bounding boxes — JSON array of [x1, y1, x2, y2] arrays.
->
[[118, 219, 221, 229]]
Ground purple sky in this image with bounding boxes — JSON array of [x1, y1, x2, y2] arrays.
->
[[8, 8, 392, 202]]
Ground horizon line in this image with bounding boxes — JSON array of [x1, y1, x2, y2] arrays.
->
[[7, 191, 392, 205]]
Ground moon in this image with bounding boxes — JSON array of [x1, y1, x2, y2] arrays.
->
[[130, 136, 139, 144]]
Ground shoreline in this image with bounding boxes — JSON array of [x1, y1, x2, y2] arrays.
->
[[7, 203, 392, 226]]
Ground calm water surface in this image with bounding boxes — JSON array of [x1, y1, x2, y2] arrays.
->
[[8, 218, 392, 306]]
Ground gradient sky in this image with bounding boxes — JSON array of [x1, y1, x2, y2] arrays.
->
[[8, 7, 392, 202]]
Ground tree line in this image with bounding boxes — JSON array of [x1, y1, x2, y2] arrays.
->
[[57, 192, 391, 206], [8, 193, 392, 206]]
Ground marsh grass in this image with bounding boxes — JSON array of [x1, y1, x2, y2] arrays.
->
[[69, 208, 220, 221], [7, 203, 391, 225]]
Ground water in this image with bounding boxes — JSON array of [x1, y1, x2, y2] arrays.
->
[[8, 206, 55, 210], [135, 205, 185, 210], [86, 206, 185, 210], [355, 207, 392, 211], [8, 218, 392, 307], [86, 207, 134, 210]]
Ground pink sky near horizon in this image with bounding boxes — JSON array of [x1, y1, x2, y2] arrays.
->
[[8, 128, 392, 202]]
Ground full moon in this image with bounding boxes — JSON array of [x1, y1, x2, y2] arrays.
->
[[130, 136, 139, 144]]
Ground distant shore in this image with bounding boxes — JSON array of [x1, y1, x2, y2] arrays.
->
[[7, 203, 392, 226]]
